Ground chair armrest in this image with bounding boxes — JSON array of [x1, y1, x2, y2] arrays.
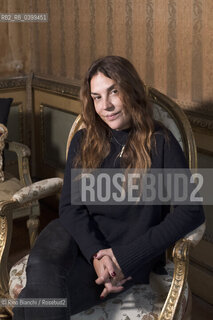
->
[[12, 178, 63, 204], [159, 239, 190, 320], [184, 222, 206, 246], [5, 140, 31, 186], [5, 140, 31, 158], [159, 222, 205, 320]]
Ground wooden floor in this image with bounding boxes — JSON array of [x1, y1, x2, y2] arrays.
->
[[8, 202, 213, 320]]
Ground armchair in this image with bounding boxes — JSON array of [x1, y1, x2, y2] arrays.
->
[[1, 87, 205, 320], [0, 123, 63, 318], [0, 123, 40, 247]]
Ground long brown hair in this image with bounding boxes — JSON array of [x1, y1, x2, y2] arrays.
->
[[74, 56, 155, 170]]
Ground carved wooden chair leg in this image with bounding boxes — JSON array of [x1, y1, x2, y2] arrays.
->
[[26, 200, 40, 248], [0, 203, 13, 319], [26, 216, 39, 249]]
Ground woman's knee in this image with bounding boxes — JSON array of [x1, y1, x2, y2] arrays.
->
[[26, 257, 69, 287], [28, 219, 77, 267]]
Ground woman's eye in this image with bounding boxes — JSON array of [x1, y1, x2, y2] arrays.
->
[[111, 89, 118, 95], [92, 96, 101, 101]]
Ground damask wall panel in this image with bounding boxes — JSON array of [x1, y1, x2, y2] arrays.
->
[[106, 0, 113, 55], [35, 0, 213, 106], [78, 0, 91, 78], [132, 1, 146, 80], [59, 0, 82, 79], [176, 0, 193, 103], [145, 0, 155, 86], [153, 0, 167, 94], [31, 0, 49, 76], [167, 0, 177, 98], [1, 0, 211, 106], [47, 0, 55, 76], [111, 1, 126, 60], [95, 0, 108, 58], [0, 0, 31, 77], [89, 0, 96, 63], [58, 0, 66, 77], [32, 0, 40, 74], [203, 0, 213, 101], [125, 0, 133, 60], [191, 0, 203, 102], [47, 0, 67, 77], [73, 0, 80, 79]]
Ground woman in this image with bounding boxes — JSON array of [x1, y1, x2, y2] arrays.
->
[[13, 56, 205, 319]]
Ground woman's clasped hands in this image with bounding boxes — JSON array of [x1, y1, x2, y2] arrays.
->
[[93, 248, 132, 299]]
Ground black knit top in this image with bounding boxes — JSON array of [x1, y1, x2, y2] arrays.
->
[[59, 124, 205, 284]]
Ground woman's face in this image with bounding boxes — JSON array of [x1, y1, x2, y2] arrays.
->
[[90, 72, 131, 131]]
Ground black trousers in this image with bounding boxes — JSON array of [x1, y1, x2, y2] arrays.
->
[[13, 219, 133, 319]]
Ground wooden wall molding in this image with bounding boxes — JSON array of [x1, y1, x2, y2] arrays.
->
[[185, 111, 213, 131], [0, 76, 27, 90], [32, 75, 80, 98], [175, 99, 213, 131], [1, 75, 213, 134]]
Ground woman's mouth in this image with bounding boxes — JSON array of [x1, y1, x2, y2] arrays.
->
[[105, 111, 121, 121]]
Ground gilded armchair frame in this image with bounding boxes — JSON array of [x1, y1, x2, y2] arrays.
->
[[1, 126, 40, 248], [5, 138, 42, 248], [0, 123, 38, 318]]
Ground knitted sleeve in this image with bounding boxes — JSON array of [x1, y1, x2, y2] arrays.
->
[[112, 131, 205, 278], [59, 130, 109, 263]]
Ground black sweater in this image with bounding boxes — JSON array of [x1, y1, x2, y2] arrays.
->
[[59, 125, 205, 283]]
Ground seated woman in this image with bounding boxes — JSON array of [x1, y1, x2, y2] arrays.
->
[[13, 56, 205, 319]]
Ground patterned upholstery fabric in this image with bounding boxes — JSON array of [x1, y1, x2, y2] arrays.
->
[[9, 256, 188, 320], [0, 124, 8, 182], [12, 178, 63, 204], [9, 255, 29, 299], [152, 103, 184, 150]]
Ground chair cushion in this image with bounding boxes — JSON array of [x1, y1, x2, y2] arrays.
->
[[0, 172, 22, 200], [9, 255, 188, 320], [0, 98, 13, 126]]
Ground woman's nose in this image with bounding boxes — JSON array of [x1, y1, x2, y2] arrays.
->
[[102, 97, 114, 110]]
